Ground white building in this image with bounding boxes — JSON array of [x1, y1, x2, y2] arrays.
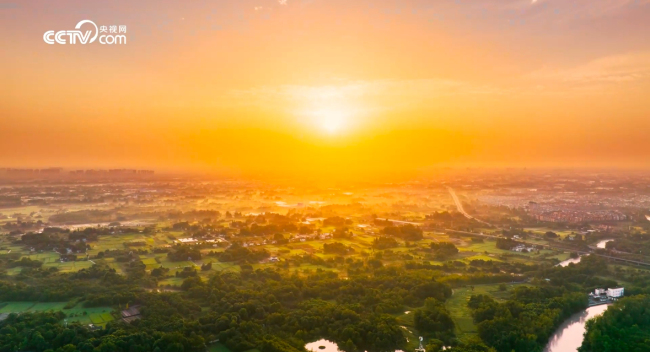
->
[[511, 244, 536, 252], [607, 287, 624, 298], [594, 288, 606, 295]]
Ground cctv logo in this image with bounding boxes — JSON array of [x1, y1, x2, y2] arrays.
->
[[44, 20, 127, 45]]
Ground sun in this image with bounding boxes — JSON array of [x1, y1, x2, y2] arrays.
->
[[310, 107, 350, 134], [293, 86, 364, 135], [318, 109, 347, 133]]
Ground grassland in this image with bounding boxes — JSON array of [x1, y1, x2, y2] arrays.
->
[[524, 227, 577, 239], [394, 310, 419, 351], [0, 302, 115, 327], [1, 223, 569, 287], [208, 343, 234, 352], [0, 198, 582, 289], [445, 283, 532, 338]]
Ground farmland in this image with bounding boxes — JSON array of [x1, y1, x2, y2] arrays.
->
[[0, 175, 645, 352], [0, 217, 573, 284], [0, 302, 114, 327], [445, 283, 532, 338]]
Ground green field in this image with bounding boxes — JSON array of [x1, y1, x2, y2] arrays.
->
[[0, 202, 601, 281], [525, 228, 576, 239], [209, 343, 234, 352], [0, 302, 115, 327], [446, 283, 531, 337], [394, 310, 420, 351], [0, 302, 38, 313], [545, 252, 572, 262]]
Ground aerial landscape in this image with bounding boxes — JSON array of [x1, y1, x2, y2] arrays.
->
[[3, 0, 650, 351], [1, 169, 650, 352]]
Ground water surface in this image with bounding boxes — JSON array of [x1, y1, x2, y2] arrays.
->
[[596, 239, 613, 249], [304, 339, 413, 352], [543, 304, 609, 352], [557, 256, 581, 267], [305, 340, 340, 352]]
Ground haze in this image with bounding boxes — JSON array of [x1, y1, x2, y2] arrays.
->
[[2, 0, 650, 178]]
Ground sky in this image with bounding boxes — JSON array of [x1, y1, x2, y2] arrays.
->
[[1, 0, 650, 179]]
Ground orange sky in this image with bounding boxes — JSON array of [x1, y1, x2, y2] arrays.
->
[[2, 0, 650, 178]]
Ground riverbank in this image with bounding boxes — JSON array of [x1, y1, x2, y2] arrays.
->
[[557, 256, 581, 267], [543, 304, 610, 352]]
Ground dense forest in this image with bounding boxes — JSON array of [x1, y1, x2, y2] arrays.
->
[[579, 295, 650, 352], [0, 264, 460, 352], [468, 287, 586, 351], [0, 250, 646, 352]]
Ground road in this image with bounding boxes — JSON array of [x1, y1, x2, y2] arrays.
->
[[379, 218, 424, 226], [446, 186, 650, 266], [446, 186, 494, 227], [444, 185, 650, 266]]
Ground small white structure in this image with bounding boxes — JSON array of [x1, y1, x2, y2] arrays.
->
[[607, 287, 624, 298], [415, 336, 425, 352], [511, 244, 536, 253], [594, 288, 606, 295]]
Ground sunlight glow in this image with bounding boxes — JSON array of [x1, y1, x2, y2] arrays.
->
[[312, 107, 349, 134], [294, 86, 363, 135]]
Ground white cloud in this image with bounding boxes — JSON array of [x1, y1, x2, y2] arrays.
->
[[225, 78, 507, 110], [527, 52, 650, 84]]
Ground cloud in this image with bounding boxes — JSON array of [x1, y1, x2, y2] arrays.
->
[[527, 52, 650, 84], [528, 0, 650, 22], [224, 78, 508, 111], [444, 0, 650, 23]]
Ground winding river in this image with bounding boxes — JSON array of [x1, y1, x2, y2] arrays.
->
[[543, 304, 610, 352], [556, 239, 614, 267], [305, 302, 612, 352], [557, 256, 582, 267], [596, 239, 613, 249], [546, 239, 614, 350]]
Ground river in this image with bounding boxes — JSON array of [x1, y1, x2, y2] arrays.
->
[[543, 304, 610, 352], [306, 306, 609, 352], [556, 239, 613, 267], [557, 256, 581, 267], [596, 239, 613, 249]]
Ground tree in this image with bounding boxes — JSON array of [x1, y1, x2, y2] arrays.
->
[[372, 237, 398, 249], [323, 242, 353, 255], [413, 298, 455, 341], [579, 295, 650, 352], [545, 231, 558, 238], [430, 242, 458, 259], [201, 262, 212, 271]]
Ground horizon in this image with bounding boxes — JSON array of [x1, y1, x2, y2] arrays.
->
[[4, 2, 650, 351], [4, 165, 650, 186], [2, 0, 650, 178]]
